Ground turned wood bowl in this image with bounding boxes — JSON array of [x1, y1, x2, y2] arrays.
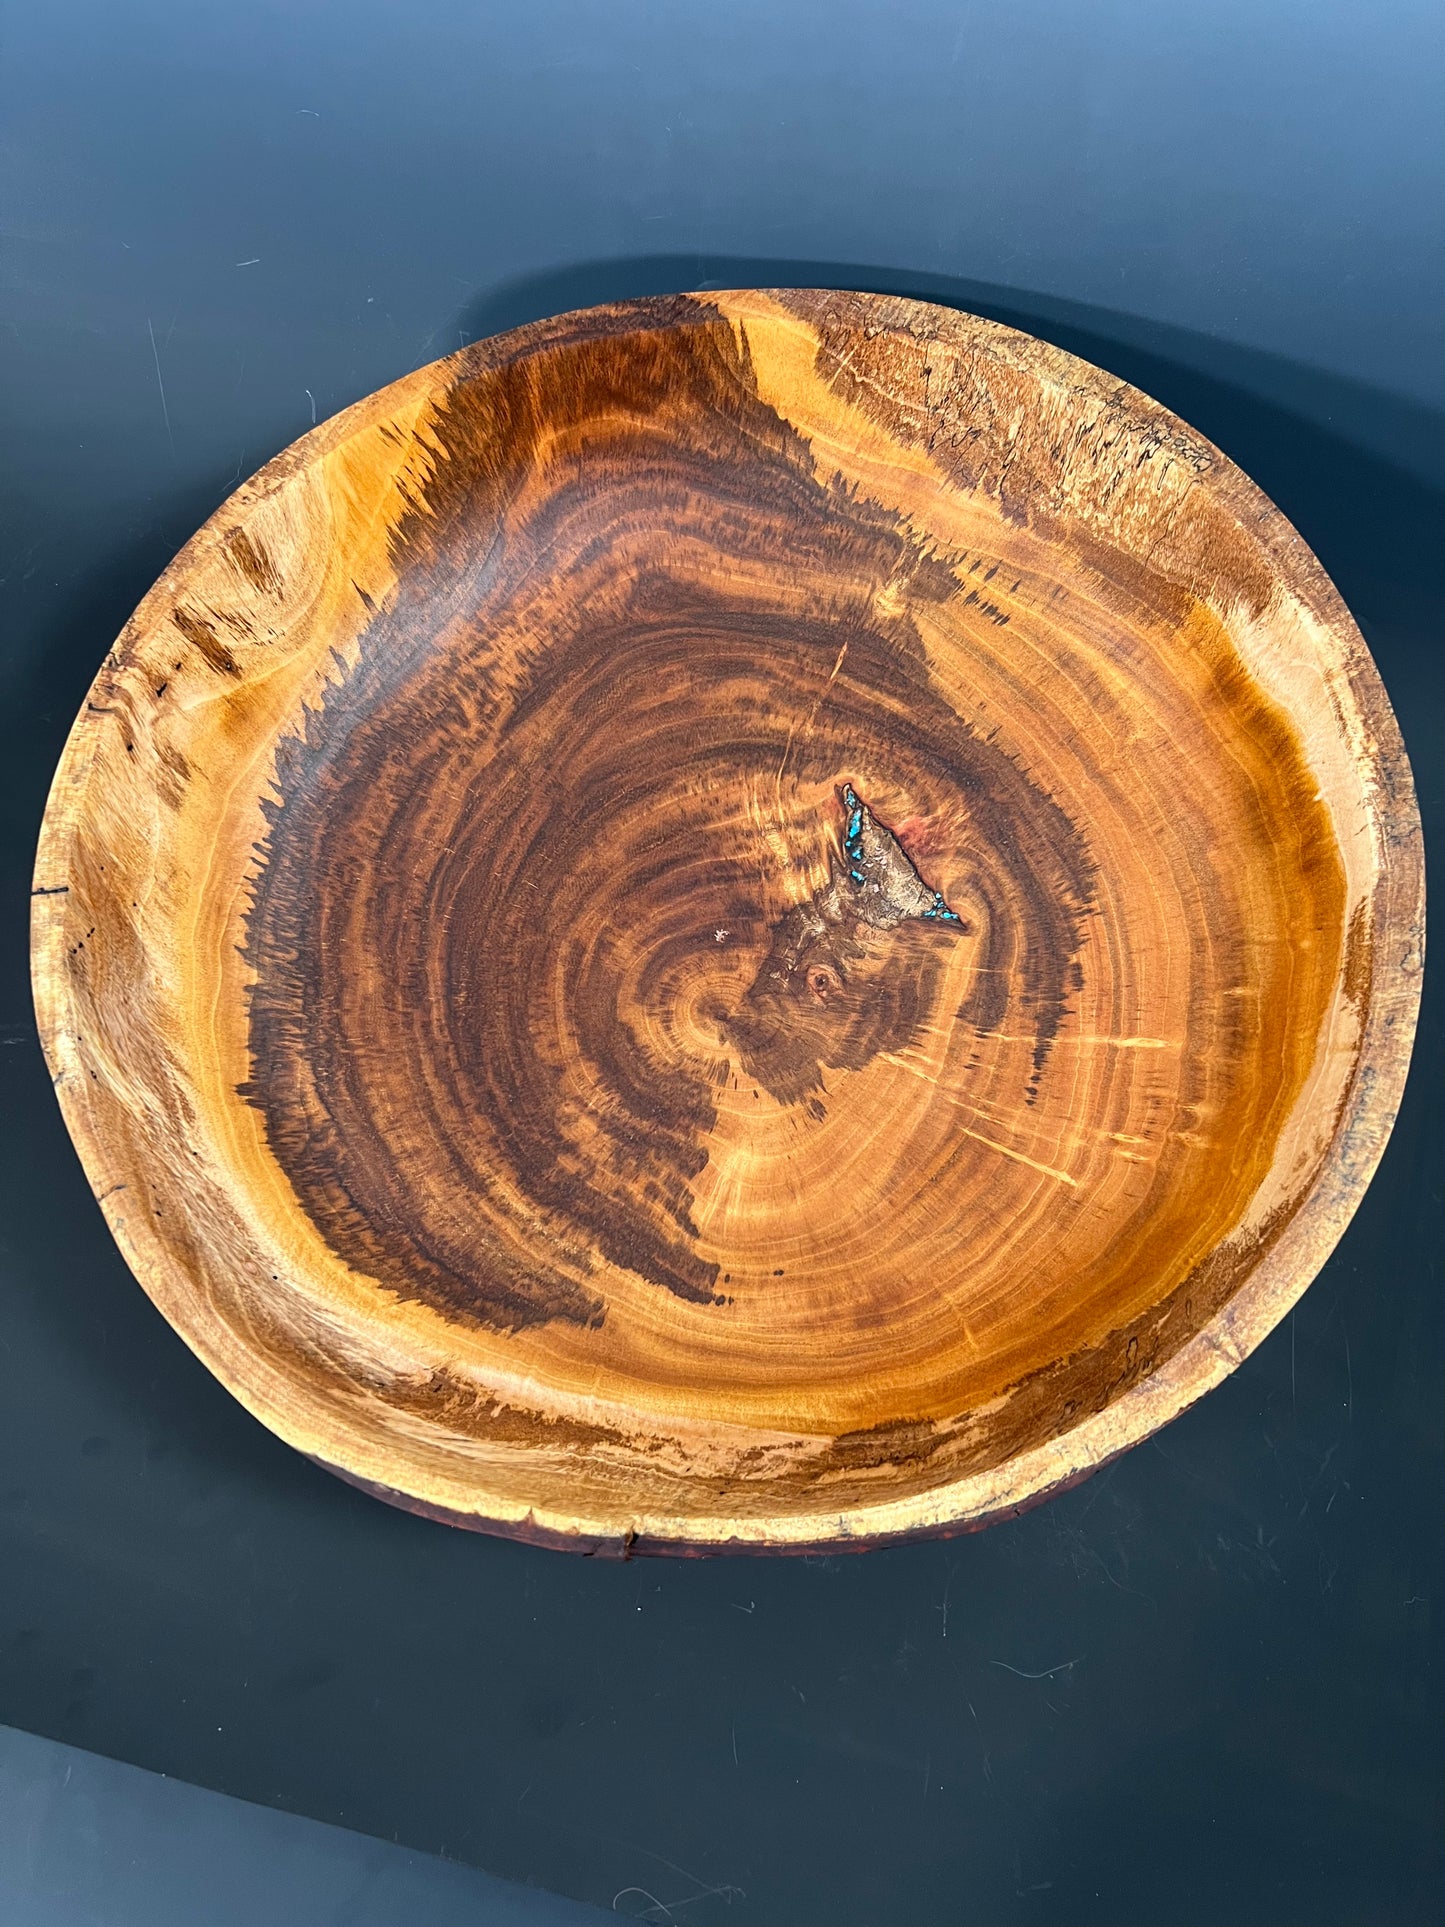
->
[[33, 292, 1422, 1553]]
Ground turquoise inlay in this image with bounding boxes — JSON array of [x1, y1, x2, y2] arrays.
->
[[921, 892, 963, 924], [839, 781, 963, 926], [841, 783, 866, 866]]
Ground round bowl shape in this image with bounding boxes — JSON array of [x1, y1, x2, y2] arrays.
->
[[32, 292, 1422, 1553]]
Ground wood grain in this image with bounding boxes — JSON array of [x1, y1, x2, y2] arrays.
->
[[31, 292, 1423, 1552]]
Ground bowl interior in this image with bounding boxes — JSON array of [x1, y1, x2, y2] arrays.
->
[[33, 291, 1419, 1548]]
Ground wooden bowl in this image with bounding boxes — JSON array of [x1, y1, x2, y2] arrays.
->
[[32, 292, 1422, 1553]]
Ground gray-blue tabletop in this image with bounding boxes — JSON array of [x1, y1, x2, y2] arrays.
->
[[1, 3, 1439, 1921]]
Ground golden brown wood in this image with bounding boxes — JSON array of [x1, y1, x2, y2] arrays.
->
[[31, 292, 1423, 1552]]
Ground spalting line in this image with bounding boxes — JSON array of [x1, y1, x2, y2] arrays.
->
[[880, 1050, 1080, 1187]]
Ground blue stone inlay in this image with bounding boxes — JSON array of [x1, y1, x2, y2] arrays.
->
[[839, 781, 964, 928]]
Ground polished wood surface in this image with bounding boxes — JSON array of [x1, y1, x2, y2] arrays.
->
[[31, 292, 1422, 1552]]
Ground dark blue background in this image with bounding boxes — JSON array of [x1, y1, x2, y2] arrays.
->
[[2, 4, 1441, 1921]]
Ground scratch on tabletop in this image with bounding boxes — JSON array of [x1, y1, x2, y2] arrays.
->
[[990, 1656, 1083, 1680], [967, 1699, 992, 1781], [146, 317, 174, 456]]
